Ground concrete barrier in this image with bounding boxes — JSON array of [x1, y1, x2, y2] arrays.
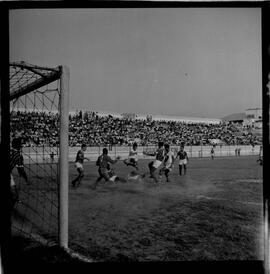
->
[[21, 145, 261, 164]]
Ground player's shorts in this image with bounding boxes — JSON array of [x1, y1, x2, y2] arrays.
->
[[152, 160, 162, 169], [75, 162, 83, 170], [179, 159, 187, 165], [109, 175, 118, 182], [10, 174, 15, 187]]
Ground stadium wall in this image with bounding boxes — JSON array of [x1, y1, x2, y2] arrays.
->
[[21, 145, 261, 164]]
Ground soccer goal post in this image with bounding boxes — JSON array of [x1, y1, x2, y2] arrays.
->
[[59, 65, 69, 248], [9, 62, 69, 249]]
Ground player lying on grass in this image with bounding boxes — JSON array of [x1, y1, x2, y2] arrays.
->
[[143, 141, 165, 184], [124, 142, 139, 170], [159, 144, 175, 183], [176, 146, 189, 175], [10, 137, 29, 209], [93, 148, 125, 188], [71, 143, 89, 188]]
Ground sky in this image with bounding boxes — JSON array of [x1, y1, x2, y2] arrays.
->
[[9, 8, 262, 119]]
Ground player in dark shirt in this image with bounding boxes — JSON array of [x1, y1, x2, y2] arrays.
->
[[93, 148, 122, 188], [210, 147, 215, 160], [257, 145, 263, 165], [10, 137, 28, 209], [143, 141, 165, 184], [176, 146, 189, 176]]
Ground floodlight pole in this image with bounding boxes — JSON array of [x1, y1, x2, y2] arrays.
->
[[59, 65, 69, 249]]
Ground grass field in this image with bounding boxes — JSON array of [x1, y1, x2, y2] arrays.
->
[[67, 155, 263, 261]]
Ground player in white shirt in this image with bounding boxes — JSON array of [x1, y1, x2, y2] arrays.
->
[[143, 141, 165, 184], [159, 144, 175, 182], [124, 142, 139, 170], [71, 143, 89, 188]]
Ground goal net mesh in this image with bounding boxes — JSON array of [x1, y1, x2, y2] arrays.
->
[[10, 62, 62, 245]]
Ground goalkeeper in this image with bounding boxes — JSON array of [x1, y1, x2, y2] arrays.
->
[[10, 137, 28, 209]]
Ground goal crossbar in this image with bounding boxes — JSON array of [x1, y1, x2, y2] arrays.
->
[[10, 62, 61, 101]]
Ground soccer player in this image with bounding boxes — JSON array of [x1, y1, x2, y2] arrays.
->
[[210, 147, 215, 160], [124, 142, 139, 170], [50, 151, 55, 163], [257, 155, 263, 166], [176, 146, 189, 176], [10, 137, 28, 209], [93, 148, 123, 188], [159, 144, 175, 182], [71, 143, 89, 188], [238, 148, 241, 156], [257, 145, 263, 165], [143, 141, 165, 184]]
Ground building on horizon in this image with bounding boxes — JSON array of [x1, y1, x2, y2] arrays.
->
[[222, 107, 262, 129]]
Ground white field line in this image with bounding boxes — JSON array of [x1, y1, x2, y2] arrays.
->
[[196, 195, 262, 206], [12, 219, 94, 262], [64, 247, 94, 263]]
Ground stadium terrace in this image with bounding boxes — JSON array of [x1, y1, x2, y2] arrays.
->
[[70, 110, 222, 125], [11, 109, 261, 147]]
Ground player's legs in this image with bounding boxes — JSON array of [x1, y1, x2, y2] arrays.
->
[[10, 174, 19, 209], [150, 166, 159, 183], [93, 168, 107, 188], [10, 186, 19, 209], [159, 167, 164, 176], [158, 167, 166, 181], [124, 159, 129, 166], [148, 161, 154, 178], [183, 164, 187, 175], [179, 164, 182, 175], [101, 169, 111, 182], [150, 160, 162, 183], [164, 169, 170, 182], [17, 166, 29, 184], [72, 167, 84, 187]]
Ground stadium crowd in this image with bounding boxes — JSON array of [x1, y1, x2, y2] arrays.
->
[[10, 110, 261, 147]]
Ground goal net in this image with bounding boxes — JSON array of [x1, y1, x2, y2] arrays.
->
[[10, 61, 69, 247]]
